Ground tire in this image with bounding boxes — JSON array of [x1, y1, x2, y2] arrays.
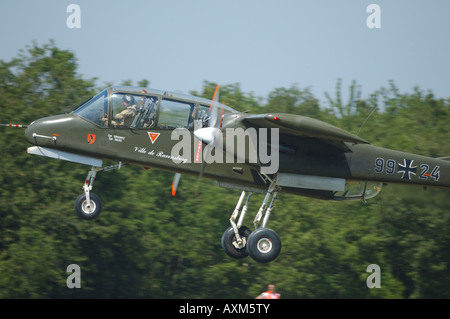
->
[[74, 193, 102, 220], [246, 228, 281, 263], [221, 226, 252, 259]]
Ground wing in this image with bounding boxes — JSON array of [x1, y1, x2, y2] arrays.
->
[[242, 113, 369, 152]]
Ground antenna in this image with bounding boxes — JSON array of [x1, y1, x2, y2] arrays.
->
[[357, 105, 377, 136], [0, 123, 27, 128]]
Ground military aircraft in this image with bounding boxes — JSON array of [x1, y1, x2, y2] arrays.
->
[[3, 85, 450, 263]]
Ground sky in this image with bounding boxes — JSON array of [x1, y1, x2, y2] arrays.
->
[[1, 0, 449, 106]]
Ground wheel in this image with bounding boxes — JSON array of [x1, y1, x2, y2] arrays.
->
[[221, 226, 252, 259], [246, 228, 281, 263], [74, 193, 102, 220]]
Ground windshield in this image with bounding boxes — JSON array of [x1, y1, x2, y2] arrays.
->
[[72, 89, 108, 126]]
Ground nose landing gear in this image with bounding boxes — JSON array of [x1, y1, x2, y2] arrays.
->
[[74, 163, 123, 220], [75, 192, 102, 220]]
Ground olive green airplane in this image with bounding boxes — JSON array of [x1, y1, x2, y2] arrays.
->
[[3, 85, 450, 263]]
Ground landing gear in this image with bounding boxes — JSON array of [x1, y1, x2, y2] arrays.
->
[[221, 226, 252, 259], [74, 162, 123, 220], [222, 177, 282, 263], [75, 193, 102, 220], [246, 228, 281, 263]]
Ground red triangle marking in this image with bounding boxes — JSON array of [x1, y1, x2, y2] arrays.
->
[[148, 132, 160, 144]]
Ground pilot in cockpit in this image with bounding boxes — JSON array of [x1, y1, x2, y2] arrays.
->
[[102, 95, 137, 127]]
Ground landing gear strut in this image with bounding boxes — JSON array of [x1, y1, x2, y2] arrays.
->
[[74, 162, 122, 220], [221, 177, 281, 263]]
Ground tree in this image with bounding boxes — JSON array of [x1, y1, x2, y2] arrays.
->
[[264, 84, 323, 119], [190, 80, 262, 113], [0, 41, 96, 297]]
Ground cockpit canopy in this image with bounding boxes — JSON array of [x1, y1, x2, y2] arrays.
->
[[72, 86, 237, 129]]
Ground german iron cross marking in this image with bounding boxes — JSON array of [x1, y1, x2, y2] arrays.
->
[[397, 159, 417, 180]]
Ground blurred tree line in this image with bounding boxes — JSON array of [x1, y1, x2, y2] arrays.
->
[[0, 42, 449, 298]]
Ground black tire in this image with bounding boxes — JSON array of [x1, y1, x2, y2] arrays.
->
[[246, 228, 281, 263], [74, 193, 102, 220], [221, 226, 252, 259]]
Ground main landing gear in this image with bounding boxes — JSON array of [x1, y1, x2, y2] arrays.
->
[[221, 178, 282, 263], [74, 163, 122, 220]]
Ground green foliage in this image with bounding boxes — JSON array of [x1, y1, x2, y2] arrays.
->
[[265, 84, 323, 118], [0, 42, 449, 298]]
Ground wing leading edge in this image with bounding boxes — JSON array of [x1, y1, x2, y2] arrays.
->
[[242, 113, 369, 152]]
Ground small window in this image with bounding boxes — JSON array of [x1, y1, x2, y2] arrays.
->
[[157, 99, 194, 129], [332, 181, 382, 201]]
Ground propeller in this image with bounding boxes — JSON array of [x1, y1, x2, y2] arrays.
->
[[193, 84, 222, 145], [193, 84, 225, 195], [170, 84, 224, 196]]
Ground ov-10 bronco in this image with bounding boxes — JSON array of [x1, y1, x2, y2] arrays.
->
[[3, 85, 450, 263]]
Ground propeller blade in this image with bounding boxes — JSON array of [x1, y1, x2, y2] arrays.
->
[[208, 84, 220, 111], [193, 83, 225, 146], [172, 173, 181, 196], [195, 156, 208, 197], [194, 84, 223, 196], [208, 85, 220, 128]]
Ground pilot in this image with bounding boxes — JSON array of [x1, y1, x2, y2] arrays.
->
[[103, 95, 137, 127]]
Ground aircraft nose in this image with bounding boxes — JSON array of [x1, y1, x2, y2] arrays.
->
[[24, 116, 67, 145], [24, 119, 39, 144], [25, 114, 79, 146]]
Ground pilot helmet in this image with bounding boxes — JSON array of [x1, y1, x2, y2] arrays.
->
[[123, 95, 135, 105]]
